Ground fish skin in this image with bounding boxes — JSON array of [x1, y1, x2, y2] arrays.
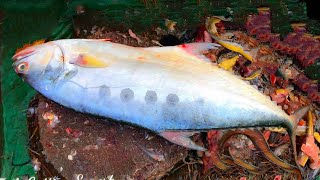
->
[[13, 39, 292, 132], [12, 39, 299, 130], [13, 39, 311, 174], [12, 39, 308, 160]]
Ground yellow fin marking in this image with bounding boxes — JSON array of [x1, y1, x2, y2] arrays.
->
[[71, 54, 108, 68]]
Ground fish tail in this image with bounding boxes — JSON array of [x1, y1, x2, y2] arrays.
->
[[288, 106, 310, 173]]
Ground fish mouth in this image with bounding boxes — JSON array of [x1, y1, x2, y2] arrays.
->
[[12, 48, 38, 62]]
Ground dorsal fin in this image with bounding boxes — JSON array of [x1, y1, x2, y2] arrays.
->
[[144, 43, 220, 63]]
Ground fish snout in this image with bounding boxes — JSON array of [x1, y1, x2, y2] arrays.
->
[[12, 47, 36, 62]]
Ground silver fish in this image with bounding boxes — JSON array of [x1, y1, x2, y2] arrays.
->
[[12, 39, 308, 164]]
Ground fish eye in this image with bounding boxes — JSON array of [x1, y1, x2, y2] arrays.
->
[[15, 62, 29, 73]]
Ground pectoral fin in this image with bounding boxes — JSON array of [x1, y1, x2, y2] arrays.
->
[[159, 131, 207, 151], [70, 54, 109, 68]]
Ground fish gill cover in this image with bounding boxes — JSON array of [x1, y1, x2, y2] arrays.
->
[[0, 0, 320, 179]]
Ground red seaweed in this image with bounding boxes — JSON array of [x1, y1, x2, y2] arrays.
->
[[294, 74, 319, 102], [245, 10, 320, 68]]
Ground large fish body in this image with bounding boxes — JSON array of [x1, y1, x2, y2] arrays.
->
[[12, 39, 307, 152]]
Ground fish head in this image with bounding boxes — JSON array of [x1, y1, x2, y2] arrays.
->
[[12, 41, 66, 86]]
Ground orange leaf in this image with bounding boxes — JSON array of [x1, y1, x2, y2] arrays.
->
[[274, 175, 281, 180], [297, 119, 306, 126], [263, 130, 271, 141], [270, 92, 286, 104], [275, 88, 289, 96], [301, 136, 320, 169], [270, 74, 277, 86]]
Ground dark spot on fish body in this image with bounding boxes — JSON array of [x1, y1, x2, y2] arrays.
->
[[166, 94, 179, 106], [120, 88, 134, 102], [99, 85, 111, 97], [145, 90, 158, 104]]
